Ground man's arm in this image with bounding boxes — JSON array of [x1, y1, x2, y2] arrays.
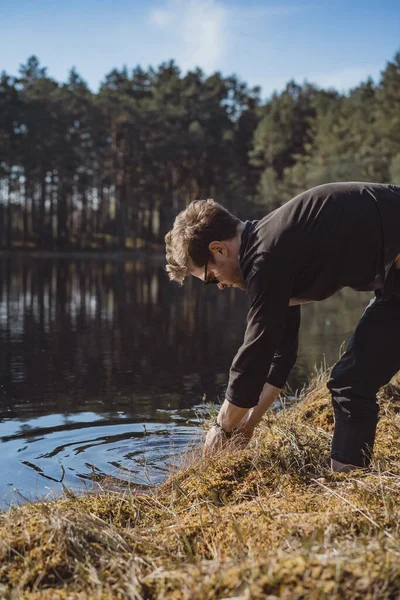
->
[[216, 305, 300, 436], [217, 305, 300, 431], [235, 382, 281, 431], [203, 255, 299, 455], [203, 383, 281, 457], [225, 252, 295, 408], [219, 381, 281, 431], [265, 305, 300, 389], [228, 305, 300, 432]]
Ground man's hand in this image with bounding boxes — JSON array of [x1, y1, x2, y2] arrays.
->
[[203, 383, 282, 457], [203, 422, 255, 457], [203, 424, 228, 458], [203, 401, 248, 459]]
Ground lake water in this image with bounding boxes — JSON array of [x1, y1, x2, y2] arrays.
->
[[0, 256, 372, 507]]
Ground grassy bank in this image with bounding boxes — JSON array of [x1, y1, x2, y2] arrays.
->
[[2, 370, 400, 599]]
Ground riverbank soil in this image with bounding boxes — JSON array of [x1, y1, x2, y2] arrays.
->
[[2, 370, 400, 599]]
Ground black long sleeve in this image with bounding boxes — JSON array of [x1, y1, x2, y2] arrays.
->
[[266, 304, 300, 389], [226, 252, 294, 408]]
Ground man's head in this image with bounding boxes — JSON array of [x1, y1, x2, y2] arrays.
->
[[165, 199, 246, 290]]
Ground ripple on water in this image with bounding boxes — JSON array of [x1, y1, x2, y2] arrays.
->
[[0, 411, 202, 509]]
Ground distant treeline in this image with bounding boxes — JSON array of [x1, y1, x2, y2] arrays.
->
[[0, 52, 399, 250]]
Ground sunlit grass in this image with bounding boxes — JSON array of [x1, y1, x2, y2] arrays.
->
[[2, 368, 400, 599]]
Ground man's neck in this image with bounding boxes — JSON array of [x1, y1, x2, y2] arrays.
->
[[235, 221, 246, 252]]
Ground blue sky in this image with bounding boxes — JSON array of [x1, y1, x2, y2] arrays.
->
[[1, 0, 399, 99]]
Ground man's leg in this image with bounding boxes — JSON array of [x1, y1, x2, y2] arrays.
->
[[327, 295, 400, 471]]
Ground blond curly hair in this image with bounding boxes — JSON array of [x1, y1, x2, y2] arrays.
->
[[165, 199, 240, 285]]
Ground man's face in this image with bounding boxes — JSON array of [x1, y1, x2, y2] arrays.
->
[[190, 241, 247, 290]]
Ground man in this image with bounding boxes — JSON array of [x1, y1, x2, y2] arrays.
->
[[165, 182, 400, 472]]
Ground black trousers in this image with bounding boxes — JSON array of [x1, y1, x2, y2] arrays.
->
[[328, 285, 400, 467]]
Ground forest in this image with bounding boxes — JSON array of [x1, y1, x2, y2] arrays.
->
[[0, 52, 399, 250]]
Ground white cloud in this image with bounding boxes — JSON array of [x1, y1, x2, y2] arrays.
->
[[310, 66, 379, 92], [149, 8, 176, 29], [147, 1, 317, 91], [148, 0, 228, 73]]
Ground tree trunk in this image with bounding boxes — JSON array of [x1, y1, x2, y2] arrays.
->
[[6, 177, 12, 249]]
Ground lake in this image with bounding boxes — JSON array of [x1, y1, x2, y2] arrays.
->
[[0, 256, 372, 507]]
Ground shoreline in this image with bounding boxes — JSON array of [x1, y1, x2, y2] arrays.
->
[[0, 249, 165, 261], [1, 369, 400, 599]]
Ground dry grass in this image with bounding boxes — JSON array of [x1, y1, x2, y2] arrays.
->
[[2, 370, 400, 599]]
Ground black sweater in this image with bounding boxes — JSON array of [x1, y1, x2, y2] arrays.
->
[[226, 182, 400, 408]]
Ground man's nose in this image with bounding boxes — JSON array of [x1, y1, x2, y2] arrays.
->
[[218, 283, 227, 290]]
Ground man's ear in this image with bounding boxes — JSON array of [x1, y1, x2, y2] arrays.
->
[[208, 241, 227, 256]]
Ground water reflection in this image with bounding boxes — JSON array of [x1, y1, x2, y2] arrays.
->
[[0, 256, 372, 506]]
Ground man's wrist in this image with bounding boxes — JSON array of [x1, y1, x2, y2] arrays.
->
[[213, 419, 233, 438], [217, 399, 249, 432]]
